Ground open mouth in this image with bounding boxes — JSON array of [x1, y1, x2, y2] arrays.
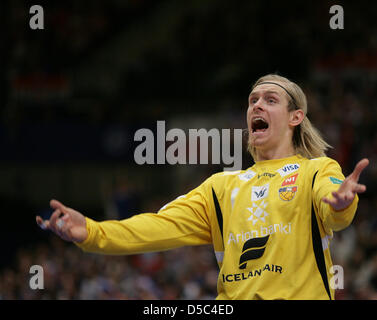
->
[[252, 117, 269, 133]]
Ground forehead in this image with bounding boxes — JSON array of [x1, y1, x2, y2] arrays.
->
[[249, 83, 287, 97]]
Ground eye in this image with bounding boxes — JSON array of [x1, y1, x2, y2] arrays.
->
[[266, 97, 277, 104]]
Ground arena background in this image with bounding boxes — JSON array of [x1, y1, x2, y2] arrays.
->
[[0, 0, 376, 299]]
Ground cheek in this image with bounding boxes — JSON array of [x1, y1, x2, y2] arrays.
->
[[269, 112, 286, 131]]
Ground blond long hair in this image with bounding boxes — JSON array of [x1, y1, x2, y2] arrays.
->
[[248, 74, 331, 160]]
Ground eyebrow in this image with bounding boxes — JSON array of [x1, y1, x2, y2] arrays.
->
[[249, 90, 281, 99], [252, 81, 299, 109]]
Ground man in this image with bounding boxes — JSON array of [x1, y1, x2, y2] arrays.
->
[[36, 74, 369, 299]]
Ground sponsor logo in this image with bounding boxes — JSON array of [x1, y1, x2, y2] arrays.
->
[[227, 222, 291, 274], [247, 200, 268, 225], [258, 172, 276, 179], [227, 222, 292, 245], [282, 173, 298, 186], [277, 163, 300, 177], [278, 186, 298, 201], [238, 171, 256, 181], [251, 184, 269, 201], [221, 263, 283, 282], [239, 235, 269, 269], [329, 177, 343, 185]]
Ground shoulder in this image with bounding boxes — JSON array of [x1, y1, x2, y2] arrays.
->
[[306, 157, 345, 188], [208, 169, 256, 183], [306, 156, 340, 170], [203, 169, 256, 193]]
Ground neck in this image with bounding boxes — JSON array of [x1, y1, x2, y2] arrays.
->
[[255, 144, 296, 162]]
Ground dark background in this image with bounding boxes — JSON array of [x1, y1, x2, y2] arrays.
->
[[0, 0, 376, 299]]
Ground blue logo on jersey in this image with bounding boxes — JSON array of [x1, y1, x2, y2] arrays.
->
[[277, 163, 300, 177], [254, 189, 267, 199], [329, 177, 343, 185], [282, 164, 299, 172]]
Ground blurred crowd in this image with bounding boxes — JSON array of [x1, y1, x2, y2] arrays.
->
[[0, 236, 218, 300]]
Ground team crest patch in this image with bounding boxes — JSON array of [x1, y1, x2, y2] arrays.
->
[[279, 186, 298, 201]]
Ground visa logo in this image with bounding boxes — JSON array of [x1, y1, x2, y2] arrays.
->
[[282, 173, 298, 186], [277, 164, 300, 177]]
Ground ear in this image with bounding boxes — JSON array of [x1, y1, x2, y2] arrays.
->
[[289, 109, 305, 128]]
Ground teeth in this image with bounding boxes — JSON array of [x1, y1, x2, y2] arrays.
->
[[251, 117, 268, 133]]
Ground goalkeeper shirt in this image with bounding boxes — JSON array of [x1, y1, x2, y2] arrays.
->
[[76, 155, 358, 300]]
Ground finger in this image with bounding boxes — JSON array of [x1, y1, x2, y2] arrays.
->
[[49, 209, 62, 232], [59, 220, 73, 241], [61, 213, 70, 222], [343, 191, 354, 202], [56, 218, 68, 239], [56, 219, 65, 230], [333, 190, 356, 202], [50, 199, 68, 213], [322, 197, 336, 206], [331, 191, 342, 200], [353, 184, 367, 194], [350, 158, 369, 182], [36, 216, 49, 230], [52, 217, 68, 238]]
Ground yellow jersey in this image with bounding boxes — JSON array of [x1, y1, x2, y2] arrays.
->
[[75, 155, 358, 300]]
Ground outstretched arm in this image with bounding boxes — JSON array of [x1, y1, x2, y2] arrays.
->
[[322, 158, 369, 211], [36, 179, 213, 255]]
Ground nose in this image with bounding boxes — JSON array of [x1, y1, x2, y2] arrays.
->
[[251, 98, 265, 112]]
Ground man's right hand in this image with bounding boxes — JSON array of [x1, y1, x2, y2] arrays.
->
[[36, 199, 88, 243]]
